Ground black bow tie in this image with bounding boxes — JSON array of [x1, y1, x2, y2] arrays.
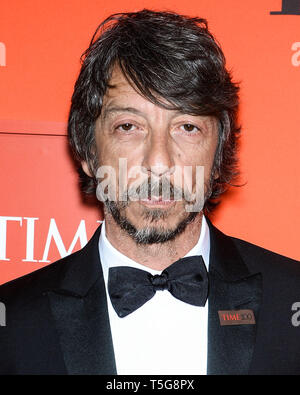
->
[[108, 256, 208, 318]]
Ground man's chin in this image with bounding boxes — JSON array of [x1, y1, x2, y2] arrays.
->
[[104, 200, 199, 245]]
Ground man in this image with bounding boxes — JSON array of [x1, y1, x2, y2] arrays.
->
[[0, 9, 299, 375]]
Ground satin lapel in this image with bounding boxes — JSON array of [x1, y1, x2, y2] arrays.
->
[[46, 225, 117, 375], [207, 270, 262, 375], [206, 219, 263, 375], [47, 278, 116, 375]]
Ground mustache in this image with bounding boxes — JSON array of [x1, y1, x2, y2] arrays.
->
[[98, 173, 207, 213], [127, 178, 183, 199], [124, 177, 186, 201]]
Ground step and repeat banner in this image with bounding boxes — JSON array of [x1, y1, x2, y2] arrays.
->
[[0, 0, 299, 284]]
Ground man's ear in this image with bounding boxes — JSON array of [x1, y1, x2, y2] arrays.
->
[[213, 170, 220, 180], [81, 161, 93, 177]]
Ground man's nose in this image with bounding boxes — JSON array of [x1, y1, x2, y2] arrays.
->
[[142, 132, 175, 177]]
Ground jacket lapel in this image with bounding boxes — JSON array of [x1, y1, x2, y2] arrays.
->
[[46, 226, 117, 375], [206, 219, 263, 375]]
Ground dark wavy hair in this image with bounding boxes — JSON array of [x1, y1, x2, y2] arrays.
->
[[68, 9, 241, 213]]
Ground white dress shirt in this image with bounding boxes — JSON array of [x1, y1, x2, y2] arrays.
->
[[98, 216, 210, 375]]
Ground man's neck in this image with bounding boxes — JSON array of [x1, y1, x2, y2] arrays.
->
[[103, 214, 203, 271]]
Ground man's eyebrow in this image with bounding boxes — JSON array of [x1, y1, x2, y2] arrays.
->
[[102, 106, 145, 120], [101, 106, 201, 120]]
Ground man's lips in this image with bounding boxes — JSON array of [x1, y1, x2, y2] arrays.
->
[[139, 196, 176, 206]]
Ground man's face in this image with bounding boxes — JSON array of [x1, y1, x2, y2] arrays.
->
[[87, 66, 219, 244]]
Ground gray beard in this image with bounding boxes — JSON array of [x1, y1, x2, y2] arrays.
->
[[104, 201, 199, 245], [102, 172, 214, 245]]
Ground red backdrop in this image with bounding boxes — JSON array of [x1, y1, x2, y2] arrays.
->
[[0, 0, 299, 284]]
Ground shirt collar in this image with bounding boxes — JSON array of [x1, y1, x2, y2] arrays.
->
[[99, 215, 210, 283]]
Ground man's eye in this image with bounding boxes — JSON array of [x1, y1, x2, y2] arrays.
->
[[117, 123, 135, 132], [180, 124, 199, 133]]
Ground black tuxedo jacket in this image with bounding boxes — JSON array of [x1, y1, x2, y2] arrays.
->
[[0, 219, 300, 375]]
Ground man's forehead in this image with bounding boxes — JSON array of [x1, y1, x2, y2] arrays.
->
[[102, 65, 171, 110], [103, 66, 218, 127], [106, 65, 135, 94]]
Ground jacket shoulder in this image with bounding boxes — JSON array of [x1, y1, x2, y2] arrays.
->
[[0, 250, 81, 306], [231, 235, 300, 279], [0, 225, 102, 306]]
